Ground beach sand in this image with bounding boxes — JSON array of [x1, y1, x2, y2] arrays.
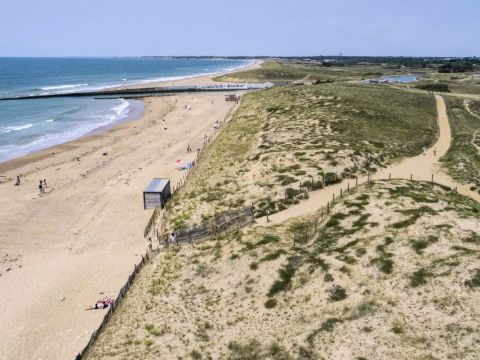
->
[[0, 72, 246, 359]]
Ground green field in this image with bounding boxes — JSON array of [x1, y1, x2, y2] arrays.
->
[[214, 60, 425, 83], [165, 83, 437, 229], [441, 98, 480, 192]]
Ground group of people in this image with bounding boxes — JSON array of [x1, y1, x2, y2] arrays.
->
[[38, 179, 47, 194], [87, 297, 114, 310], [164, 232, 178, 248], [14, 175, 49, 196]]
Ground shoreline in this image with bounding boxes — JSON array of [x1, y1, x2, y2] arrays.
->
[[0, 62, 256, 359], [0, 59, 261, 174], [0, 92, 243, 359]]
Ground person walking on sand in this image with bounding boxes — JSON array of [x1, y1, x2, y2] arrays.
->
[[43, 179, 47, 188], [433, 147, 437, 156], [39, 181, 44, 195], [148, 237, 153, 251], [15, 175, 20, 186]]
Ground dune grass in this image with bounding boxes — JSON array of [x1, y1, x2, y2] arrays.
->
[[85, 180, 480, 360], [165, 83, 437, 229], [441, 98, 480, 193]]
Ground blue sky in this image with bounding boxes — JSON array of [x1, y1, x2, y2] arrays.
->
[[0, 0, 478, 57]]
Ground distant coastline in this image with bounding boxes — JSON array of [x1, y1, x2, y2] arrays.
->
[[0, 58, 254, 164]]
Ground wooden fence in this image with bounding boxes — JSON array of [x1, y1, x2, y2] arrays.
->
[[290, 174, 459, 246], [165, 206, 255, 245], [75, 251, 153, 359], [144, 206, 160, 238]]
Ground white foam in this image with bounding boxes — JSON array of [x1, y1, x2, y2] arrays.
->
[[110, 99, 130, 118], [0, 123, 33, 133], [0, 101, 133, 162], [40, 83, 88, 91], [45, 119, 54, 123]]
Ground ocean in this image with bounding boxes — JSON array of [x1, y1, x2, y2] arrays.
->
[[0, 57, 250, 163]]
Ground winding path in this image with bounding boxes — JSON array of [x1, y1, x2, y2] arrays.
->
[[258, 95, 480, 224]]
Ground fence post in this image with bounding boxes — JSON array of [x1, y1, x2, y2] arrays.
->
[[327, 202, 330, 214], [332, 193, 335, 203], [431, 174, 434, 183], [340, 188, 343, 198], [355, 177, 358, 187], [410, 174, 413, 181], [347, 183, 350, 192], [389, 173, 391, 180]]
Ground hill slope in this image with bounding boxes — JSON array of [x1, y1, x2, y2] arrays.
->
[[85, 180, 480, 360]]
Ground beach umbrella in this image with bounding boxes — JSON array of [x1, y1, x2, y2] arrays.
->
[[175, 159, 183, 165]]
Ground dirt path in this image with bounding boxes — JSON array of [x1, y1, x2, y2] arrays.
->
[[258, 95, 480, 224]]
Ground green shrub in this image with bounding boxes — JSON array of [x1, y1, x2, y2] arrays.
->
[[264, 298, 278, 308], [327, 285, 347, 301]]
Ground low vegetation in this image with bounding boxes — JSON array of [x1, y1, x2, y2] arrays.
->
[[415, 83, 450, 92], [441, 98, 480, 193], [85, 180, 480, 359], [165, 83, 437, 229], [215, 59, 433, 84]]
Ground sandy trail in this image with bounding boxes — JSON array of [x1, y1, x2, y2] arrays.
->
[[259, 95, 480, 224], [0, 93, 239, 359]]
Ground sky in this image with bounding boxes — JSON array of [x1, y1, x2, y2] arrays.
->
[[0, 0, 479, 57]]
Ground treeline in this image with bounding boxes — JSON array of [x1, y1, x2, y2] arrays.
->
[[415, 83, 450, 92], [438, 59, 478, 73]]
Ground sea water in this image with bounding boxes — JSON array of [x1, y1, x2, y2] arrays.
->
[[0, 57, 250, 163]]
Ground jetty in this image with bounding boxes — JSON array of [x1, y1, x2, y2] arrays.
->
[[0, 83, 274, 101]]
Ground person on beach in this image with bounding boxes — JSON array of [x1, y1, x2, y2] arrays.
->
[[88, 297, 113, 310], [164, 236, 169, 249], [433, 147, 437, 156], [148, 237, 153, 251], [39, 182, 44, 195], [15, 175, 20, 186], [43, 179, 47, 188], [422, 146, 427, 155]]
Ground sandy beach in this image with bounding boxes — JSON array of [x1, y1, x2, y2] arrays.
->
[[0, 62, 256, 359]]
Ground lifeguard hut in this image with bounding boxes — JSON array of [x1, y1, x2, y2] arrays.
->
[[143, 178, 171, 209]]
